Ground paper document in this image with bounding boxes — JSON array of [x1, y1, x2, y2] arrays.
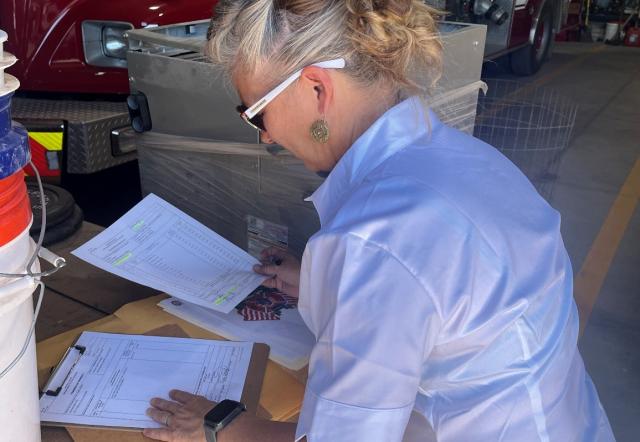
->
[[40, 332, 253, 429], [72, 194, 266, 313], [160, 297, 314, 370]]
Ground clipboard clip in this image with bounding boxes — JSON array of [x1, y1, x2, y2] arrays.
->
[[42, 345, 86, 397]]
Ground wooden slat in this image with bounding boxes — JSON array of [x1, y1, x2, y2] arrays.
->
[[36, 290, 106, 342]]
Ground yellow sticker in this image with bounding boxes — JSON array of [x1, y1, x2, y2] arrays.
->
[[29, 132, 63, 151]]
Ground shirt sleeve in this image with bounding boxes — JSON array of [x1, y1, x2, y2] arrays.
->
[[295, 232, 441, 442]]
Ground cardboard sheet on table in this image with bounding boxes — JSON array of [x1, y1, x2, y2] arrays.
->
[[36, 295, 305, 432]]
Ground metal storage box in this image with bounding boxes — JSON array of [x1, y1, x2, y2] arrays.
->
[[127, 21, 487, 257]]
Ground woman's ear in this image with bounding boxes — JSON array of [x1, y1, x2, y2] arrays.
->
[[299, 66, 334, 115]]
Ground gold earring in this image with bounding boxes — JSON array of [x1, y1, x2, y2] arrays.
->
[[310, 119, 329, 144]]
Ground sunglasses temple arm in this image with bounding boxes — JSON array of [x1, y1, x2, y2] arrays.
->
[[243, 58, 345, 119], [312, 59, 346, 69], [244, 71, 303, 118]]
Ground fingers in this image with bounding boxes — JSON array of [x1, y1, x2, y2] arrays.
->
[[260, 277, 278, 289], [256, 275, 299, 297], [260, 246, 286, 260], [150, 397, 181, 414], [143, 427, 173, 441], [169, 389, 197, 404], [253, 263, 278, 276], [282, 281, 299, 298], [260, 277, 298, 296], [146, 407, 172, 427]]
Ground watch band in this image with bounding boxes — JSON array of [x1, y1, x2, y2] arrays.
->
[[203, 400, 246, 442], [204, 425, 217, 442]]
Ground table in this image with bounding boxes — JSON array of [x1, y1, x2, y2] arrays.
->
[[36, 223, 305, 441]]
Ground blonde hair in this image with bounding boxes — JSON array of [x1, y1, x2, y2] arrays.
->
[[206, 0, 443, 96]]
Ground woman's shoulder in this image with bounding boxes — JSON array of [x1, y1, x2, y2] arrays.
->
[[326, 134, 561, 267], [323, 172, 500, 262], [380, 123, 557, 230]]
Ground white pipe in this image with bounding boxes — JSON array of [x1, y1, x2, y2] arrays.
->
[[0, 28, 6, 89], [0, 29, 6, 60]]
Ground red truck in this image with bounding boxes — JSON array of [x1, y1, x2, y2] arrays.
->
[[2, 0, 573, 177], [1, 0, 215, 177], [444, 0, 575, 74]]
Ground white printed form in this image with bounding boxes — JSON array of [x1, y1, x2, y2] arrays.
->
[[40, 332, 253, 429], [72, 194, 266, 313]]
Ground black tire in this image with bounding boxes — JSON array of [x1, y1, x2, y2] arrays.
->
[[27, 182, 76, 232], [33, 204, 84, 247], [511, 2, 554, 76]]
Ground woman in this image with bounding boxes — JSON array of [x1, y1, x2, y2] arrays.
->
[[144, 1, 615, 441]]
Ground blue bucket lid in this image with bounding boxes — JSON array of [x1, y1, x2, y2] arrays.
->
[[0, 91, 30, 179]]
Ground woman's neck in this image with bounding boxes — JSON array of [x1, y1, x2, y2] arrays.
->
[[329, 81, 400, 162]]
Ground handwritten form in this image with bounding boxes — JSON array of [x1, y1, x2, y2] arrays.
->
[[72, 194, 266, 313], [40, 332, 253, 429]]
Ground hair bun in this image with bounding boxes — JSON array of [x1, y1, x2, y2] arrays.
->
[[345, 0, 443, 91], [374, 0, 412, 15]]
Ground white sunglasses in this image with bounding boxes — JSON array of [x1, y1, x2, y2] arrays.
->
[[237, 58, 346, 132]]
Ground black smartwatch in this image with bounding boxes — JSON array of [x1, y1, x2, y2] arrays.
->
[[203, 399, 246, 442]]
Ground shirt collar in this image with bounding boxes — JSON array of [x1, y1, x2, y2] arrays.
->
[[306, 96, 440, 226]]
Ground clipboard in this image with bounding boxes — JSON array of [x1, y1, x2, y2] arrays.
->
[[40, 324, 269, 441]]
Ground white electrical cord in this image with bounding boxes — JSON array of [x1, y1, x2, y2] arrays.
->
[[0, 160, 66, 380]]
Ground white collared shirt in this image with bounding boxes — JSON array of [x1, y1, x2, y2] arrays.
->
[[294, 97, 614, 442]]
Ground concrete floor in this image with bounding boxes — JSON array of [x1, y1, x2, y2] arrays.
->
[[33, 42, 639, 441], [496, 43, 639, 441]]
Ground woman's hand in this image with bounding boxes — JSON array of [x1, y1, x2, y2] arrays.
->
[[143, 390, 214, 442], [144, 389, 294, 442], [253, 247, 301, 298]]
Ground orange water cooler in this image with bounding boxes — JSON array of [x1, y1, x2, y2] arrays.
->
[[0, 28, 42, 442]]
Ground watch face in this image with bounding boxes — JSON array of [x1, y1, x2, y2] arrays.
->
[[205, 400, 243, 425]]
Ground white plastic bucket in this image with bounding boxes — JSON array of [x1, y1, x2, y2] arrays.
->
[[0, 223, 41, 442], [604, 22, 620, 41]]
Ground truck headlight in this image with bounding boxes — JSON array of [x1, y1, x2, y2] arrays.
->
[[103, 26, 129, 59], [82, 21, 134, 68]]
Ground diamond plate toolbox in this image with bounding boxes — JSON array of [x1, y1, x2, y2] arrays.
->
[[12, 98, 134, 173]]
